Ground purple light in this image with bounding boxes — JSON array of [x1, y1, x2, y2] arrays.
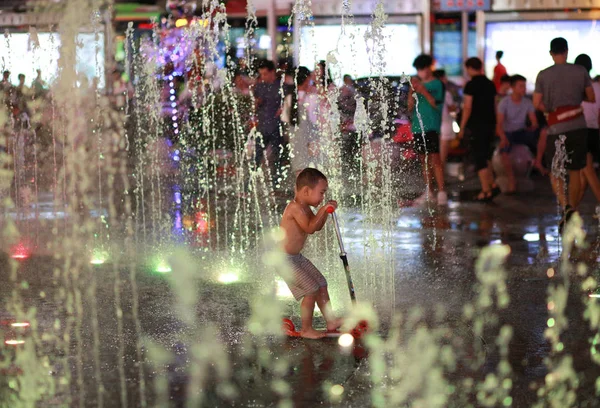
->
[[174, 130, 179, 134], [171, 103, 177, 108], [170, 96, 176, 101], [170, 89, 175, 94], [172, 115, 177, 121]]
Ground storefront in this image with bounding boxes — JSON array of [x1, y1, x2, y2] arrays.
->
[[481, 9, 600, 91], [0, 9, 108, 88], [295, 0, 425, 82]]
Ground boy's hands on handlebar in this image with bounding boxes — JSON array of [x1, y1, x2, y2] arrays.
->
[[325, 200, 338, 213]]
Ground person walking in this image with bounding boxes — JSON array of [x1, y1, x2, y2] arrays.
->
[[533, 38, 595, 232], [458, 57, 499, 201]]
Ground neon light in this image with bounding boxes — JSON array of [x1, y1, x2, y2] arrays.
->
[[10, 322, 30, 328], [5, 340, 25, 345]]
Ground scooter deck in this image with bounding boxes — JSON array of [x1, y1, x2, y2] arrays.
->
[[282, 318, 368, 339]]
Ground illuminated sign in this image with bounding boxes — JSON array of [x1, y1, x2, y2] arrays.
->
[[434, 0, 490, 12]]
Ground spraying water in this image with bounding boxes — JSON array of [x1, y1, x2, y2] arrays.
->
[[1, 0, 600, 407]]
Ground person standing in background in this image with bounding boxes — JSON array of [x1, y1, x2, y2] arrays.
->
[[338, 74, 358, 176], [433, 69, 457, 169], [253, 59, 283, 189], [409, 54, 447, 206], [573, 53, 600, 206], [458, 57, 499, 202], [533, 37, 595, 232], [31, 69, 46, 99], [493, 51, 508, 93]]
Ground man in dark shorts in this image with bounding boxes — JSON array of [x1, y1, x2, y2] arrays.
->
[[458, 57, 498, 201], [533, 37, 595, 231], [408, 54, 447, 205]]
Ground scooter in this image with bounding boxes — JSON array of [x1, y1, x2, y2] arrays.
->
[[282, 207, 368, 338]]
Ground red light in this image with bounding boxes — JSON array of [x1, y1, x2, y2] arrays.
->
[[195, 211, 209, 234], [10, 243, 30, 260], [138, 23, 154, 30]]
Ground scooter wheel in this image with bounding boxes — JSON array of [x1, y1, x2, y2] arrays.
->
[[351, 320, 369, 338], [282, 318, 295, 333]]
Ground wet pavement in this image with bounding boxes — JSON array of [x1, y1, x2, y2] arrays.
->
[[2, 174, 600, 407]]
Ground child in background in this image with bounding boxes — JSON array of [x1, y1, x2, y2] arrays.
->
[[280, 168, 342, 339]]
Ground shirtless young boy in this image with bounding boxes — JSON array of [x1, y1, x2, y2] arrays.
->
[[280, 168, 343, 339]]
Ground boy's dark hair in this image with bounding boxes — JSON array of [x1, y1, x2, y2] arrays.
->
[[433, 69, 446, 79], [575, 53, 592, 73], [550, 37, 568, 54], [343, 74, 352, 82], [500, 74, 511, 84], [496, 50, 504, 59], [465, 57, 483, 71], [258, 59, 275, 71], [509, 74, 526, 86], [413, 54, 434, 70], [18, 74, 25, 80], [296, 168, 327, 190]]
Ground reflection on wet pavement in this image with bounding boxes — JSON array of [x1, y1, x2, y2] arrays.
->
[[2, 178, 600, 407]]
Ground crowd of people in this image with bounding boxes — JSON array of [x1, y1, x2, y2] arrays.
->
[[0, 69, 48, 124], [407, 37, 600, 233], [230, 59, 360, 188], [3, 35, 599, 234], [165, 38, 600, 234]]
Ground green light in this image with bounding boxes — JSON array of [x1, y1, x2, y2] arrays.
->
[[503, 396, 513, 406], [556, 342, 564, 352], [218, 272, 239, 284], [155, 260, 172, 273], [547, 318, 555, 328], [90, 249, 109, 265]]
